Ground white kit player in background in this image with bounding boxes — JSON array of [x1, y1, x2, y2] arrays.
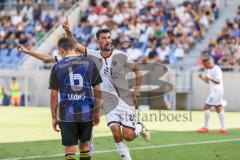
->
[[61, 17, 150, 160], [197, 57, 227, 134]]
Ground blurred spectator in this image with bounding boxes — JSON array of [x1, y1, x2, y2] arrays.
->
[[70, 0, 218, 65], [12, 10, 22, 25], [0, 2, 66, 68], [9, 77, 21, 106], [143, 42, 161, 63], [0, 0, 220, 68], [199, 6, 240, 70], [0, 84, 4, 106], [33, 3, 42, 21], [0, 0, 5, 10]]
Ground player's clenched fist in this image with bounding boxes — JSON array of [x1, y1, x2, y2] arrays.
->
[[52, 118, 60, 132], [17, 44, 30, 54]]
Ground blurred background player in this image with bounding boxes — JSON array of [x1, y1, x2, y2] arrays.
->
[[197, 56, 227, 134], [49, 37, 102, 160], [9, 77, 21, 106]]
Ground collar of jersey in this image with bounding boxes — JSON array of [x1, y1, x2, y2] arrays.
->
[[65, 54, 79, 57], [100, 50, 113, 59]]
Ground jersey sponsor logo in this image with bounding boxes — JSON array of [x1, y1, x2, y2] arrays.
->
[[67, 93, 86, 101]]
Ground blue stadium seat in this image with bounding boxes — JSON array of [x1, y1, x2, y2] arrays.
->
[[1, 48, 10, 63]]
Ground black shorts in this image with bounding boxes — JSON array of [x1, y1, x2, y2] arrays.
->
[[59, 121, 93, 146]]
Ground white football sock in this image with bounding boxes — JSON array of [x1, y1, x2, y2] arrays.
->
[[115, 141, 132, 160], [134, 122, 143, 136], [204, 109, 211, 128], [218, 110, 226, 130]]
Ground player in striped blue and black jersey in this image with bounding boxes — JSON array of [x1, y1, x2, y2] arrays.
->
[[49, 37, 102, 160]]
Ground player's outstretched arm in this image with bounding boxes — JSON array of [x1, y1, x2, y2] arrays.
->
[[18, 44, 56, 63], [62, 17, 86, 55]]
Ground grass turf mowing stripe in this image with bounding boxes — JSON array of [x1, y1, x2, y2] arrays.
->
[[1, 138, 240, 160]]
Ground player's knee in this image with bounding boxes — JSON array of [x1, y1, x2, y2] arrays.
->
[[215, 107, 222, 113], [123, 132, 135, 141], [123, 135, 134, 141], [203, 104, 210, 110]]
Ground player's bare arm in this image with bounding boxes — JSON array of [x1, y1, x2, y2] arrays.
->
[[93, 84, 101, 126], [62, 17, 86, 54], [18, 44, 56, 63], [50, 89, 60, 132], [198, 73, 209, 84], [132, 65, 142, 104], [205, 75, 220, 84], [209, 79, 220, 84]]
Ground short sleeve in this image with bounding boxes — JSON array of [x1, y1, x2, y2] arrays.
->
[[124, 52, 136, 70], [55, 56, 62, 62], [49, 65, 59, 90], [91, 63, 102, 87]]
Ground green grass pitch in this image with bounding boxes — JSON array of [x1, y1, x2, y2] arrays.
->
[[0, 107, 239, 160]]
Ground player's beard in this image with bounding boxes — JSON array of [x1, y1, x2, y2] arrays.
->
[[100, 43, 112, 51]]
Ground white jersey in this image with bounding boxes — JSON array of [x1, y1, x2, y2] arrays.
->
[[205, 65, 224, 106], [206, 65, 224, 94], [86, 48, 118, 96], [86, 49, 137, 128]]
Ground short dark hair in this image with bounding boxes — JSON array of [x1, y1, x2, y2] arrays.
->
[[96, 28, 111, 39], [57, 37, 75, 50], [202, 55, 213, 63]]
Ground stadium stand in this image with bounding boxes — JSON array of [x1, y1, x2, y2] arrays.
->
[[199, 5, 240, 71], [63, 0, 219, 64], [0, 0, 76, 68], [0, 0, 221, 68]]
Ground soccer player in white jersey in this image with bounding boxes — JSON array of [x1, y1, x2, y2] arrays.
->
[[197, 57, 227, 134], [19, 17, 150, 160]]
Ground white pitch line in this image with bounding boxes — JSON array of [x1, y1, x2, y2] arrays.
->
[[1, 138, 240, 160]]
